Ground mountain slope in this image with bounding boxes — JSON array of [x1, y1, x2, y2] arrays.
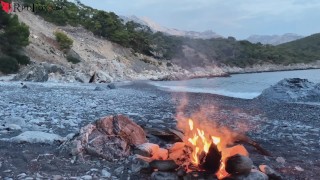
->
[[246, 33, 303, 45], [123, 15, 223, 39]]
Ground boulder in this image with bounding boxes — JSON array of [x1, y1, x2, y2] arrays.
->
[[13, 63, 65, 82], [60, 115, 147, 161], [257, 78, 320, 102], [225, 154, 253, 175]]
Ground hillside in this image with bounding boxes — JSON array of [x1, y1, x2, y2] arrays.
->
[[246, 33, 303, 45], [10, 9, 225, 82], [1, 0, 320, 82]]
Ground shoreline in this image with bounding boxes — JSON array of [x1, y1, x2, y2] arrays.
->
[[2, 63, 320, 83]]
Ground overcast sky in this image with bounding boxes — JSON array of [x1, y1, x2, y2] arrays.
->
[[80, 0, 320, 39]]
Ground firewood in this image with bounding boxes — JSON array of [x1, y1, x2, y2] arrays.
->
[[199, 143, 222, 174], [144, 127, 182, 142], [233, 134, 271, 156]]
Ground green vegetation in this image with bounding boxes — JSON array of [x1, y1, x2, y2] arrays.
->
[[0, 56, 19, 74], [0, 0, 30, 74], [18, 0, 320, 69], [66, 54, 80, 64], [54, 31, 73, 51]]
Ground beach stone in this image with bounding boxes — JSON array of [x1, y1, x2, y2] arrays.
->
[[94, 86, 104, 91], [259, 165, 282, 180], [6, 117, 26, 127], [149, 160, 178, 171], [17, 173, 27, 178], [108, 83, 116, 89], [107, 100, 115, 104], [101, 169, 111, 178], [81, 175, 92, 180], [22, 85, 28, 89], [7, 131, 64, 144], [151, 172, 178, 180], [225, 154, 253, 175], [5, 124, 22, 131], [295, 166, 304, 172], [131, 155, 151, 173], [53, 175, 63, 180], [276, 157, 286, 164], [223, 169, 268, 180], [114, 166, 124, 175]]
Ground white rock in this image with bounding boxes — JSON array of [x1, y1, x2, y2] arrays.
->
[[81, 175, 92, 180], [295, 166, 304, 172], [101, 169, 111, 178], [5, 124, 22, 131], [17, 173, 27, 178], [8, 131, 64, 144], [276, 157, 286, 164]]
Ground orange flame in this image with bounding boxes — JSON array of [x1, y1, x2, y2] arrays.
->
[[187, 119, 221, 166]]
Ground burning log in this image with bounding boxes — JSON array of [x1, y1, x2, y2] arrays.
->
[[134, 143, 168, 160], [233, 134, 271, 156], [135, 143, 160, 158], [199, 143, 222, 174]]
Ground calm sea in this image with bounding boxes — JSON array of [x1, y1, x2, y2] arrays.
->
[[150, 69, 320, 99]]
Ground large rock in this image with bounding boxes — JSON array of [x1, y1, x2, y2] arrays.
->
[[13, 63, 65, 82], [257, 78, 320, 102], [60, 115, 147, 161], [225, 154, 253, 175]]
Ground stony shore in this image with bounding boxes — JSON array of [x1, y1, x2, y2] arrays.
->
[[0, 81, 319, 179]]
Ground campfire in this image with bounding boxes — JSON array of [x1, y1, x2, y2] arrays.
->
[[61, 113, 272, 180], [136, 115, 255, 179]]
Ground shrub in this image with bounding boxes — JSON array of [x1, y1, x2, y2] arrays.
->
[[54, 31, 73, 52], [66, 54, 81, 64], [8, 53, 30, 65], [0, 56, 19, 74]]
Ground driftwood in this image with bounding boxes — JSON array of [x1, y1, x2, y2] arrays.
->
[[144, 127, 182, 142], [233, 134, 271, 156]]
